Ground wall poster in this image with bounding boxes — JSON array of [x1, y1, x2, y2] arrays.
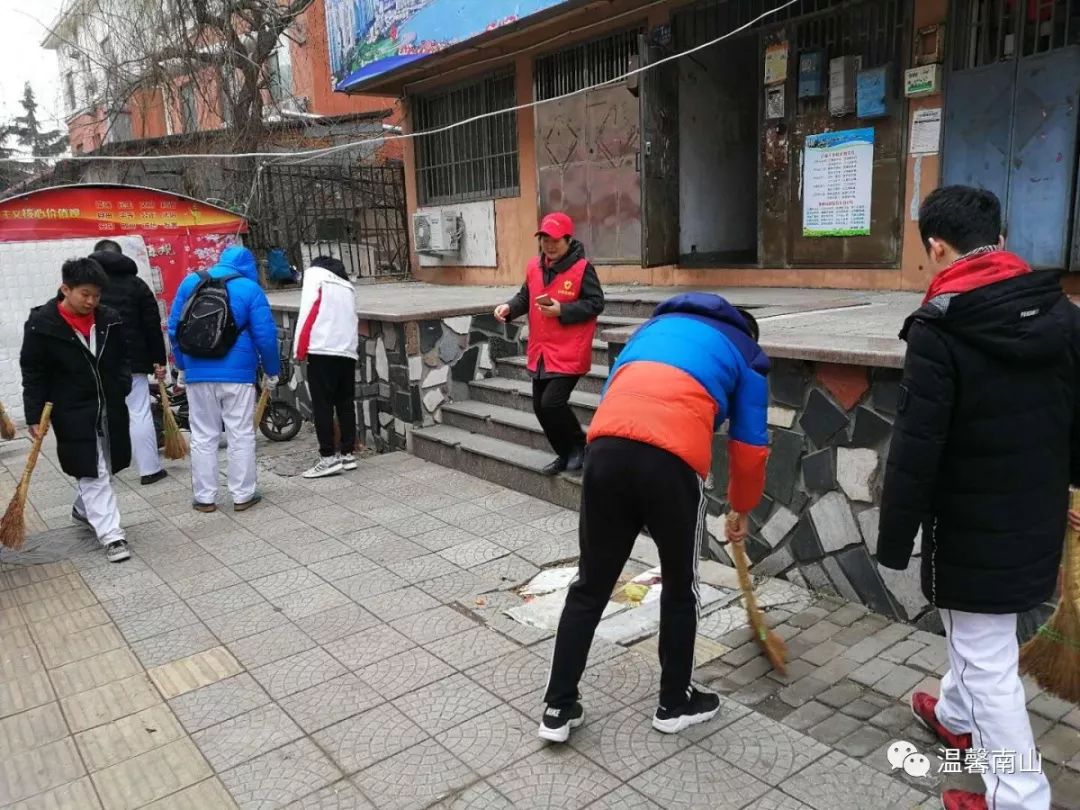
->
[[802, 128, 875, 237]]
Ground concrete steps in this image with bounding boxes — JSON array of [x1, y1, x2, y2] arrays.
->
[[496, 357, 610, 395], [440, 400, 591, 452], [410, 424, 583, 510], [467, 377, 600, 424]]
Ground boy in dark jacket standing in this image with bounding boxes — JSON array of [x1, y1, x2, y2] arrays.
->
[[495, 213, 604, 475], [92, 240, 169, 486], [21, 258, 132, 563], [539, 293, 769, 743], [878, 186, 1078, 810]]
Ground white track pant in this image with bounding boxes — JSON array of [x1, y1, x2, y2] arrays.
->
[[936, 610, 1051, 810], [187, 382, 257, 506], [73, 439, 124, 546], [127, 375, 162, 477]]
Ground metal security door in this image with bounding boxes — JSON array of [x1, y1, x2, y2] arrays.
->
[[639, 36, 679, 267], [945, 2, 1080, 269]]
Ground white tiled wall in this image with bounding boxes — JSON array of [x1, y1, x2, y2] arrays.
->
[[0, 236, 152, 424]]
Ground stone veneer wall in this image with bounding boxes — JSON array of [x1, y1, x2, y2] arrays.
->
[[704, 357, 939, 630], [271, 310, 525, 452]]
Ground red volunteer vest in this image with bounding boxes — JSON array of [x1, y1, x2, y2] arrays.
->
[[525, 256, 596, 375]]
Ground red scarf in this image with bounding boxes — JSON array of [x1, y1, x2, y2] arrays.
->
[[923, 250, 1031, 304], [57, 302, 95, 339]]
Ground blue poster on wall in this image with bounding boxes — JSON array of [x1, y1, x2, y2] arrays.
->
[[856, 66, 889, 119], [328, 0, 574, 92]]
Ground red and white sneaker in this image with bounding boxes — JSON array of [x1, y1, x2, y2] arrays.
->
[[941, 789, 988, 810], [911, 692, 973, 751]]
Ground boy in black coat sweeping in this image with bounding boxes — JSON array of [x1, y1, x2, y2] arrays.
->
[[878, 186, 1080, 810], [21, 258, 133, 563]]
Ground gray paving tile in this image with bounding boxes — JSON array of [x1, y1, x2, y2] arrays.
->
[[358, 647, 457, 701], [418, 570, 500, 604], [278, 673, 383, 734], [431, 502, 497, 529], [284, 780, 375, 810], [357, 586, 440, 622], [205, 538, 280, 567], [272, 583, 352, 621], [187, 583, 266, 621], [111, 600, 200, 643], [352, 739, 474, 810], [251, 647, 348, 700], [389, 606, 479, 646], [220, 738, 342, 810], [628, 746, 770, 809], [228, 622, 315, 669], [489, 747, 622, 810], [131, 623, 220, 669], [464, 648, 550, 702], [171, 568, 244, 600], [335, 568, 408, 601], [100, 585, 180, 620], [250, 568, 327, 601], [229, 551, 300, 582], [294, 603, 381, 646], [386, 554, 467, 584], [426, 627, 521, 671], [169, 673, 272, 734], [204, 601, 291, 644], [276, 537, 354, 567], [468, 555, 540, 591], [411, 526, 479, 554], [193, 703, 304, 771], [749, 791, 816, 810], [699, 712, 831, 786], [582, 785, 664, 810], [567, 703, 690, 780], [435, 703, 544, 778], [782, 751, 928, 810], [431, 781, 514, 810], [391, 673, 502, 736], [438, 540, 511, 570], [314, 703, 428, 775], [307, 554, 381, 583], [324, 624, 416, 670], [358, 537, 429, 566]]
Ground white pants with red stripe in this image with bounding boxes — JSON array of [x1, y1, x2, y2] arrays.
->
[[187, 382, 257, 506], [126, 375, 162, 477], [935, 609, 1051, 810], [73, 438, 124, 546]]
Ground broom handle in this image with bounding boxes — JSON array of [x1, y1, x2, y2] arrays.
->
[[727, 512, 763, 617], [1066, 489, 1080, 604], [18, 403, 53, 490], [158, 379, 171, 411]]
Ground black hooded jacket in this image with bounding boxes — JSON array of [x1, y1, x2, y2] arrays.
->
[[878, 269, 1080, 614], [21, 297, 132, 479], [92, 250, 167, 374]]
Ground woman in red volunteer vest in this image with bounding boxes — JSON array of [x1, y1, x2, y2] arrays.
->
[[495, 213, 605, 475]]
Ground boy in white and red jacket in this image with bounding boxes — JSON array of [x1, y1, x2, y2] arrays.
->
[[294, 256, 359, 478]]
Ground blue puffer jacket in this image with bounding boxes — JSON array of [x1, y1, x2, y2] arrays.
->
[[167, 246, 281, 384]]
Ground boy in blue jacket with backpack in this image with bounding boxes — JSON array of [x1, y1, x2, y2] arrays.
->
[[168, 246, 280, 513]]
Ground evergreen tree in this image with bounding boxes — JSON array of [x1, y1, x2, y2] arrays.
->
[[0, 117, 30, 193], [14, 84, 67, 162]]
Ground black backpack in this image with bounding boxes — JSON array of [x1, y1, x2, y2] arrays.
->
[[175, 271, 244, 358]]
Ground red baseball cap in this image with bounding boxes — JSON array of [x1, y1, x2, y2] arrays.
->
[[535, 212, 574, 240]]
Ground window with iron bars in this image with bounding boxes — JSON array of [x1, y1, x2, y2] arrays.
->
[[412, 71, 519, 206], [951, 0, 1080, 69], [534, 28, 641, 100], [673, 0, 908, 112]]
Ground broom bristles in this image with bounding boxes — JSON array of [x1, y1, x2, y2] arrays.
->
[[158, 382, 188, 460], [0, 402, 14, 441], [0, 403, 52, 550], [1019, 488, 1080, 702]]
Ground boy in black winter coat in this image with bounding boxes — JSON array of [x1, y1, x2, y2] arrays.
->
[[21, 258, 133, 563], [92, 240, 169, 486], [878, 186, 1080, 810]]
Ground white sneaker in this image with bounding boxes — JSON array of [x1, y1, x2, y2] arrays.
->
[[302, 456, 343, 479], [340, 453, 358, 471]]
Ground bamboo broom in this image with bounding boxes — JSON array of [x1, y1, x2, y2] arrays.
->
[[0, 403, 53, 550], [727, 512, 788, 676], [158, 381, 188, 460], [253, 384, 272, 431], [0, 400, 14, 441], [1019, 488, 1080, 702]]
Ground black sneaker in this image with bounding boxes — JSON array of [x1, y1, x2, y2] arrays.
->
[[542, 457, 568, 477], [652, 688, 721, 734], [105, 540, 131, 563], [537, 702, 585, 743], [565, 447, 585, 473], [141, 470, 168, 486]]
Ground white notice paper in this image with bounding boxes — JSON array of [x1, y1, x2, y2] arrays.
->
[[910, 108, 942, 155]]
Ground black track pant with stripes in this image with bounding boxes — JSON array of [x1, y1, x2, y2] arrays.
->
[[544, 437, 704, 711]]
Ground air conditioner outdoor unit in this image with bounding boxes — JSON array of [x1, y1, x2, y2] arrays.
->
[[412, 210, 462, 255]]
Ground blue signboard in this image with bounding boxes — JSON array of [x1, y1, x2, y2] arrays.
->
[[328, 0, 573, 92]]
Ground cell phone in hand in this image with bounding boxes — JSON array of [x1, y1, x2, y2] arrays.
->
[[535, 294, 554, 306]]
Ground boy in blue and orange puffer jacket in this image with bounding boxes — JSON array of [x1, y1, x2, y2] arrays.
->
[[539, 293, 769, 743]]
